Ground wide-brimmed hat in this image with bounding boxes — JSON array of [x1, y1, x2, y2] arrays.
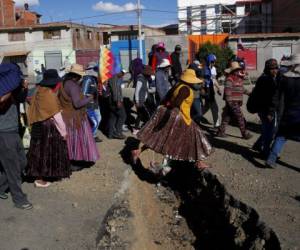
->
[[86, 62, 99, 77], [68, 63, 85, 76], [180, 69, 203, 84], [86, 61, 97, 70], [290, 53, 300, 65], [39, 69, 61, 87], [225, 61, 242, 74], [142, 65, 153, 76], [158, 59, 171, 68]]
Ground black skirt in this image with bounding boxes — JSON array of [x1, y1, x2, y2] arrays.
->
[[27, 119, 71, 178]]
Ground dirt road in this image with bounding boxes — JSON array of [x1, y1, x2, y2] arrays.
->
[[0, 138, 129, 250], [0, 89, 299, 250]]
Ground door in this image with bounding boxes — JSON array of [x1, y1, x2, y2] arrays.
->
[[44, 51, 62, 71]]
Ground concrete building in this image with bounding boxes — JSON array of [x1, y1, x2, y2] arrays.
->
[[0, 0, 41, 27], [178, 0, 272, 35], [99, 24, 165, 44], [99, 24, 166, 69], [0, 22, 102, 81]]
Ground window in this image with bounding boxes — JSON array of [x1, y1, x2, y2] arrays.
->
[[103, 32, 110, 45], [221, 5, 236, 15], [245, 3, 261, 15], [87, 30, 92, 40], [118, 34, 138, 40], [8, 32, 25, 41], [75, 29, 80, 39], [43, 30, 61, 40], [201, 9, 207, 25]]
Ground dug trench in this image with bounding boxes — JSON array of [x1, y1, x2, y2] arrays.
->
[[97, 151, 281, 249]]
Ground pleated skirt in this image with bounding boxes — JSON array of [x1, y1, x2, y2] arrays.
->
[[27, 119, 71, 178], [66, 116, 100, 162], [137, 106, 213, 162]]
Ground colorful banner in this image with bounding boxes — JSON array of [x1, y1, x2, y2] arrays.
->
[[99, 46, 122, 83]]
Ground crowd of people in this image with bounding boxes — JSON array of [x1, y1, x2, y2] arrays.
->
[[0, 42, 299, 210]]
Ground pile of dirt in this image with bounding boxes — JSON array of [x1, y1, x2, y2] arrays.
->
[[97, 173, 195, 250]]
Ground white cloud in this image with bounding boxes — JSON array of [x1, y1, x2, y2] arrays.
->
[[14, 0, 40, 7], [92, 1, 145, 13]]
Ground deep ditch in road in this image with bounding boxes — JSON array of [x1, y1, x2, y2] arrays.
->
[[97, 159, 281, 250], [163, 163, 281, 249]]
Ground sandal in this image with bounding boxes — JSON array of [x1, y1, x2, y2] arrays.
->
[[34, 180, 51, 188], [131, 149, 140, 164], [195, 161, 211, 171]]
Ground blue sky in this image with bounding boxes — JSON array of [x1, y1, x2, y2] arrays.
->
[[18, 0, 178, 26]]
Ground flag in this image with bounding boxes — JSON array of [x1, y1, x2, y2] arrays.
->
[[99, 46, 122, 82]]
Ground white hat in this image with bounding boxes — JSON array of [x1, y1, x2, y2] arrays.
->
[[290, 53, 300, 65], [158, 59, 171, 68]]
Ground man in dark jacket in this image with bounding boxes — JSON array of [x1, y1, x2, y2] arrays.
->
[[266, 54, 300, 168], [107, 70, 127, 139], [252, 59, 280, 157], [170, 45, 182, 83], [0, 64, 32, 210]]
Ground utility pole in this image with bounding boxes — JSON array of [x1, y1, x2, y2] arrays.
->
[[137, 0, 143, 61]]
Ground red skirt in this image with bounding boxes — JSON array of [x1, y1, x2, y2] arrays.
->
[[137, 106, 213, 162]]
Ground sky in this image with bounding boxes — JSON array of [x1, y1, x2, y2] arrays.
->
[[14, 0, 178, 26]]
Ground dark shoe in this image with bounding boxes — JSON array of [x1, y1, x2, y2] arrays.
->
[[252, 143, 262, 153], [0, 193, 8, 200], [216, 131, 227, 138], [94, 137, 103, 143], [265, 161, 276, 169], [15, 202, 33, 210], [243, 133, 253, 140], [71, 165, 84, 172], [112, 133, 126, 140]]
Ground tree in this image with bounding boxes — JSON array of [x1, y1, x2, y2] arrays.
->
[[197, 42, 234, 76]]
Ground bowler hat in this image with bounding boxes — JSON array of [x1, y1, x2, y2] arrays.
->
[[39, 69, 62, 87]]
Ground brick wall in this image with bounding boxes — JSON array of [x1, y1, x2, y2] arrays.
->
[[72, 26, 103, 50], [0, 0, 15, 27]]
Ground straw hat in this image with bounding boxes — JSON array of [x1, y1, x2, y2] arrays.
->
[[68, 63, 85, 76], [180, 69, 203, 84], [225, 61, 242, 74]]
